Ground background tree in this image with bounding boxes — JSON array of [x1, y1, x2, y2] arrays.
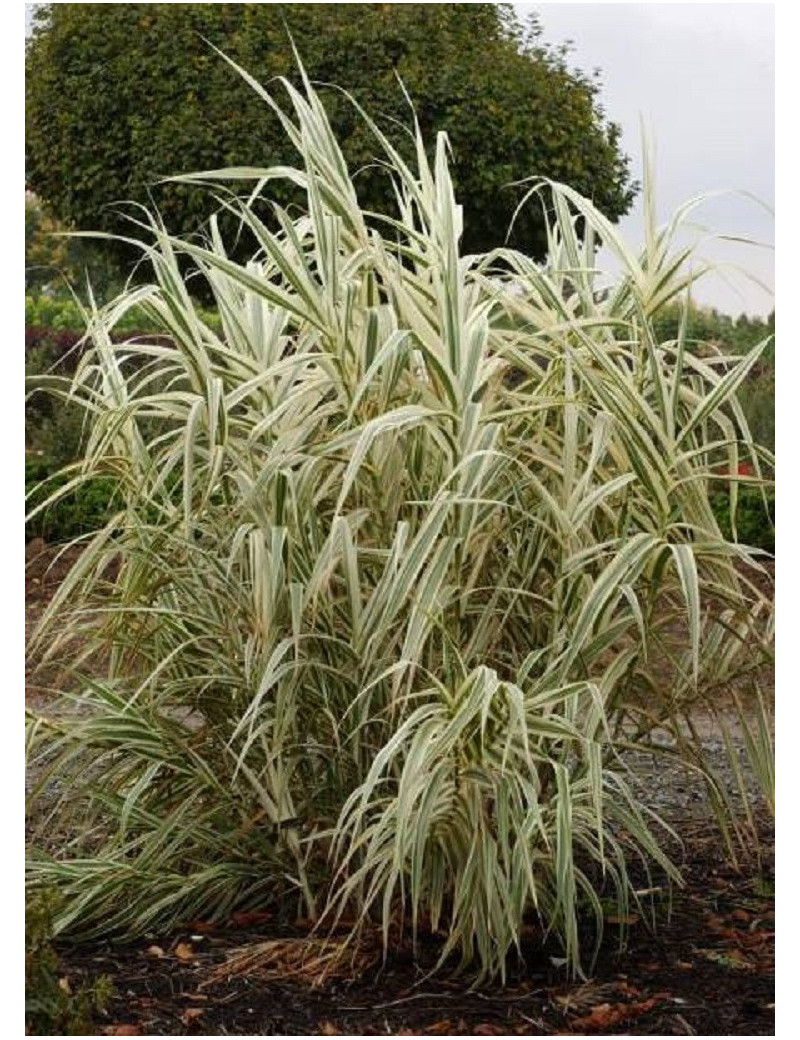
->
[[25, 3, 636, 274]]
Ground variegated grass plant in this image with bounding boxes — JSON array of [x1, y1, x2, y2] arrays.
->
[[26, 58, 774, 981]]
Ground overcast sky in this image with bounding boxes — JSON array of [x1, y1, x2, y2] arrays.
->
[[517, 3, 775, 316], [24, 3, 775, 316]]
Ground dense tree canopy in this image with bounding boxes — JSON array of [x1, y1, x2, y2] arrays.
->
[[26, 3, 637, 270]]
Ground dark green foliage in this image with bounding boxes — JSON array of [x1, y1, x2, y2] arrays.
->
[[25, 292, 221, 336], [25, 890, 112, 1035], [26, 325, 87, 465], [25, 314, 196, 464], [651, 303, 775, 365], [25, 3, 636, 272], [738, 373, 775, 457], [26, 457, 117, 543], [710, 487, 775, 555], [26, 191, 123, 300], [652, 302, 775, 452]]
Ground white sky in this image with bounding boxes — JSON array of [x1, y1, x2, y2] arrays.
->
[[516, 3, 775, 317]]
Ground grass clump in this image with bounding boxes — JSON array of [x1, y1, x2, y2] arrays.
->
[[26, 58, 773, 982]]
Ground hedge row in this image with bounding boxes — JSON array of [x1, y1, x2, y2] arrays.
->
[[710, 487, 775, 556], [25, 457, 775, 555], [26, 293, 221, 335], [25, 457, 117, 544]]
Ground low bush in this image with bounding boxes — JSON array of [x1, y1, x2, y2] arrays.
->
[[26, 62, 774, 981], [26, 889, 112, 1035], [26, 457, 117, 543], [650, 301, 775, 453], [26, 292, 221, 336], [26, 325, 180, 463], [710, 485, 775, 555]]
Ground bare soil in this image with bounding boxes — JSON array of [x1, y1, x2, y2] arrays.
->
[[55, 839, 775, 1036]]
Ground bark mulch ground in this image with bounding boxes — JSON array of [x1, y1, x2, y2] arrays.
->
[[54, 833, 774, 1037]]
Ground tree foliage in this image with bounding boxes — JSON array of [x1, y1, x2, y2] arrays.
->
[[25, 3, 636, 269]]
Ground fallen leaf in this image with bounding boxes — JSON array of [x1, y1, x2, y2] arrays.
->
[[181, 1008, 205, 1025], [174, 941, 195, 962], [318, 1022, 340, 1035], [740, 930, 773, 949], [474, 1024, 504, 1035], [106, 1027, 140, 1037], [694, 948, 753, 971], [425, 1020, 453, 1034], [731, 908, 751, 923], [58, 977, 72, 995], [606, 913, 640, 926], [230, 909, 274, 928], [570, 1002, 611, 1030], [676, 960, 694, 970], [145, 945, 165, 959], [184, 919, 218, 934], [615, 981, 641, 997], [504, 981, 539, 996], [570, 996, 661, 1032]]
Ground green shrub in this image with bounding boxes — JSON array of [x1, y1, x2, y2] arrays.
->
[[25, 293, 222, 335], [26, 890, 112, 1036], [650, 301, 775, 453], [26, 62, 773, 981], [710, 486, 775, 555], [26, 458, 117, 543], [740, 373, 775, 454], [26, 190, 124, 300]]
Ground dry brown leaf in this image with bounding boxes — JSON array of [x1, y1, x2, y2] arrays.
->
[[181, 1008, 205, 1025], [230, 909, 274, 928], [145, 945, 165, 959], [424, 1020, 453, 1034], [184, 919, 218, 934], [606, 913, 640, 926], [318, 1021, 341, 1035], [570, 996, 661, 1032], [174, 941, 195, 962], [106, 1026, 140, 1036]]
